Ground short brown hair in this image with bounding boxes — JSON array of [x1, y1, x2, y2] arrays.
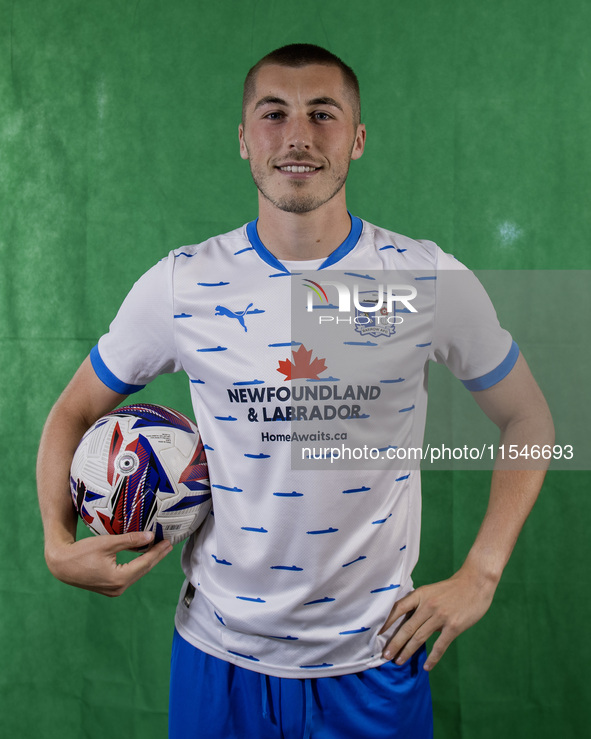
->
[[242, 43, 361, 125]]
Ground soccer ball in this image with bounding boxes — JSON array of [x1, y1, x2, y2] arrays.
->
[[70, 403, 211, 545]]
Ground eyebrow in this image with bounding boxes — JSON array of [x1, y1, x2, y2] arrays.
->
[[254, 95, 344, 112], [254, 96, 287, 110]]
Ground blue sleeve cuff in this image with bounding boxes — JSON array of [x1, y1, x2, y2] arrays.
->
[[461, 341, 520, 391], [90, 345, 146, 395]]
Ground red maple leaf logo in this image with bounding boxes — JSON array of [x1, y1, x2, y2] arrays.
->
[[277, 344, 327, 381]]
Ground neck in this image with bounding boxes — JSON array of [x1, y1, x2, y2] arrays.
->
[[255, 194, 352, 261]]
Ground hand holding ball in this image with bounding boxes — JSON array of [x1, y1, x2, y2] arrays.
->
[[70, 404, 211, 545]]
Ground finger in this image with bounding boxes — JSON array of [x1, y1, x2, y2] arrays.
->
[[107, 531, 155, 552], [382, 610, 428, 660], [423, 631, 454, 671], [123, 538, 173, 573], [384, 614, 437, 662], [378, 591, 419, 635], [110, 539, 173, 592]]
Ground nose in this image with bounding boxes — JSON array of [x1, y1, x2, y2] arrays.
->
[[286, 115, 311, 150]]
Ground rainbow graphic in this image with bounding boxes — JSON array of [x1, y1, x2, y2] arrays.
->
[[303, 278, 330, 312]]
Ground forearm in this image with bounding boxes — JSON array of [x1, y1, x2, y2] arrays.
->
[[461, 351, 554, 585], [36, 357, 127, 567], [37, 399, 91, 559], [460, 415, 554, 588]]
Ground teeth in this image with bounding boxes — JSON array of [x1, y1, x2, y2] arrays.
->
[[280, 165, 317, 173]]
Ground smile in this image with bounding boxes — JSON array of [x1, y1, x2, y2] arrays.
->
[[278, 165, 320, 173]]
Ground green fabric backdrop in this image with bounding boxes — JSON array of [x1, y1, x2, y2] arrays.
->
[[1, 0, 589, 736]]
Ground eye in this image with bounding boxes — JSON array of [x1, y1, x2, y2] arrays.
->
[[312, 111, 332, 121], [264, 111, 284, 121]]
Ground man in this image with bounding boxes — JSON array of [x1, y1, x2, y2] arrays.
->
[[37, 44, 553, 738]]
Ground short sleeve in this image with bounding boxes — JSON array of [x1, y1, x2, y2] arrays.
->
[[91, 254, 182, 393], [429, 249, 518, 390]]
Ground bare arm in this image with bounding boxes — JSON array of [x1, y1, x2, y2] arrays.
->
[[37, 356, 172, 596], [380, 353, 554, 669]]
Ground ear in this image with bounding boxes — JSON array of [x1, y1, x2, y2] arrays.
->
[[350, 124, 366, 161], [238, 123, 249, 160]]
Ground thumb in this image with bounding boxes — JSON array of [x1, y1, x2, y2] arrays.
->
[[110, 530, 155, 552]]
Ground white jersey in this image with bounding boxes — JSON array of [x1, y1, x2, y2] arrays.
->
[[92, 217, 517, 678]]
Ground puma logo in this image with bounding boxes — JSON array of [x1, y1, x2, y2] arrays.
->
[[215, 303, 254, 332]]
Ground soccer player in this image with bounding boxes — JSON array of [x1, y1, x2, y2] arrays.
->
[[37, 44, 554, 738]]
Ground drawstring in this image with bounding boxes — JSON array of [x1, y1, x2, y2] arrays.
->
[[261, 673, 270, 720], [303, 678, 314, 739], [260, 673, 315, 738]]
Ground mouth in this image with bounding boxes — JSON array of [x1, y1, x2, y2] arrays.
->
[[275, 162, 323, 181], [277, 164, 321, 173]]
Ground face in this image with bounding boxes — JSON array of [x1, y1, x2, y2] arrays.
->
[[239, 64, 366, 214]]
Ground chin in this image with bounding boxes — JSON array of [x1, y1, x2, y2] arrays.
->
[[275, 198, 324, 214], [263, 185, 345, 215], [257, 186, 324, 214]]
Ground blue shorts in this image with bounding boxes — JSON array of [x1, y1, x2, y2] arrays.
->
[[169, 630, 432, 739]]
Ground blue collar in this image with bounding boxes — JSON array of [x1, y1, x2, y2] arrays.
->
[[246, 214, 363, 274]]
